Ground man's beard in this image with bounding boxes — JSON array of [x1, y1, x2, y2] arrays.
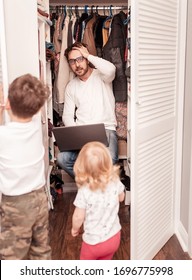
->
[[75, 65, 89, 77]]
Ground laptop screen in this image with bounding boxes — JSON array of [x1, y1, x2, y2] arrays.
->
[[52, 123, 108, 151]]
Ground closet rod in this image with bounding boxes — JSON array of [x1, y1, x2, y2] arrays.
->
[[49, 5, 127, 12]]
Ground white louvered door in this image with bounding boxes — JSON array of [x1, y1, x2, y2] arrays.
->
[[130, 0, 180, 259]]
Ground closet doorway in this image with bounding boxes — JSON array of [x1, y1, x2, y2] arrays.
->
[[48, 0, 130, 260], [48, 0, 190, 260]]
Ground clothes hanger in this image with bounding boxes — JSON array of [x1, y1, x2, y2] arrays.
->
[[69, 5, 73, 19], [63, 5, 67, 18], [103, 6, 106, 16], [75, 5, 79, 19], [109, 5, 113, 18], [96, 5, 99, 15], [104, 4, 113, 23], [91, 5, 95, 15], [84, 5, 88, 15]]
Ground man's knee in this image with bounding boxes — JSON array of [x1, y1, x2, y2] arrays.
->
[[57, 152, 64, 167], [57, 151, 71, 165]]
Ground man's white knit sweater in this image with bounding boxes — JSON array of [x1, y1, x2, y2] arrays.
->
[[63, 55, 117, 131]]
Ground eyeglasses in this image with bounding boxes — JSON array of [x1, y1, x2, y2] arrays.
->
[[68, 56, 85, 65]]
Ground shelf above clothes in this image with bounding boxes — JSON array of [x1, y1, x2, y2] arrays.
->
[[49, 4, 128, 14]]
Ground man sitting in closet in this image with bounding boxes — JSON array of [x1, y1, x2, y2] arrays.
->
[[57, 42, 118, 178]]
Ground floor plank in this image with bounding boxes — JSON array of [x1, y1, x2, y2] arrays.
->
[[49, 191, 190, 260]]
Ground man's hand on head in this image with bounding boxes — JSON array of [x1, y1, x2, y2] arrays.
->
[[72, 45, 89, 59]]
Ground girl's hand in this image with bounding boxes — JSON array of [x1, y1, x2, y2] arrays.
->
[[71, 228, 80, 237]]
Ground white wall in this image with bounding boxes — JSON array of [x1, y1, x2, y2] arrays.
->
[[3, 0, 39, 83], [181, 0, 192, 232], [177, 0, 192, 256]]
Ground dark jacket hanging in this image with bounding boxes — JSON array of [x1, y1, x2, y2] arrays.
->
[[102, 11, 127, 102]]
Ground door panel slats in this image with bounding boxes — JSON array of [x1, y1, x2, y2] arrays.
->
[[131, 0, 178, 259]]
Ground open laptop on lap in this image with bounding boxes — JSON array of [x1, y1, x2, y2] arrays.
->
[[52, 123, 108, 151]]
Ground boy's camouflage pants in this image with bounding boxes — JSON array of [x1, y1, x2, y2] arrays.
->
[[0, 187, 52, 260]]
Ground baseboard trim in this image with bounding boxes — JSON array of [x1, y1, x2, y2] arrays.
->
[[176, 220, 188, 252]]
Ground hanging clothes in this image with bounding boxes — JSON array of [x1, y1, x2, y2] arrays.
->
[[74, 12, 89, 42], [115, 101, 127, 140], [82, 13, 98, 56], [102, 17, 112, 47], [103, 11, 127, 102], [56, 14, 75, 104], [94, 15, 107, 57], [50, 5, 129, 131]]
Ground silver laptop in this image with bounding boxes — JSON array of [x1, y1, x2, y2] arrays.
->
[[52, 123, 109, 151]]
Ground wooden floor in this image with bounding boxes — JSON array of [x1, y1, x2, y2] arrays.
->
[[49, 191, 190, 260]]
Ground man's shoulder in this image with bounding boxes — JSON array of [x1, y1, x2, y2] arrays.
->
[[66, 76, 79, 87]]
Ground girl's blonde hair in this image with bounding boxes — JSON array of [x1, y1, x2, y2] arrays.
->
[[74, 141, 120, 191]]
